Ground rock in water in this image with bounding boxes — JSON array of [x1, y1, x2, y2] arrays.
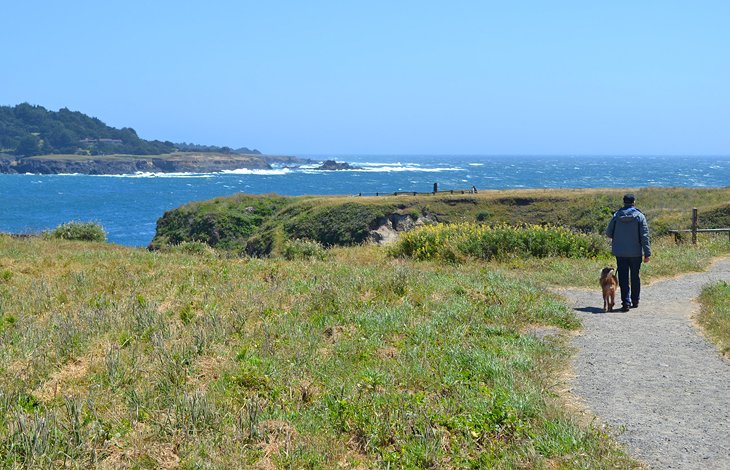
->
[[315, 160, 359, 170]]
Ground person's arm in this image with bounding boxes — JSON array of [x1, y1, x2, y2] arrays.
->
[[605, 215, 616, 238], [640, 214, 651, 259]]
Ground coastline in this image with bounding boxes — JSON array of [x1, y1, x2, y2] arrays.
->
[[0, 152, 306, 175]]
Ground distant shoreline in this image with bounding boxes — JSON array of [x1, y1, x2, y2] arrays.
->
[[0, 152, 308, 175]]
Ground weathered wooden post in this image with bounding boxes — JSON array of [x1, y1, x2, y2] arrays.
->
[[691, 208, 698, 245], [433, 182, 438, 194]]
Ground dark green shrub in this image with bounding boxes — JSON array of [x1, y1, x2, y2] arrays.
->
[[283, 202, 390, 246]]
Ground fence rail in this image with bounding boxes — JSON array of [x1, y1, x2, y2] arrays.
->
[[668, 208, 730, 244], [356, 183, 478, 197]]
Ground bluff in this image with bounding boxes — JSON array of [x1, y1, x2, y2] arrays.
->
[[148, 188, 730, 256], [149, 193, 438, 255]]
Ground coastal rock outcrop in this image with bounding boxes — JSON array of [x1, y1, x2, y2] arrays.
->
[[369, 213, 436, 244], [315, 160, 359, 171], [0, 153, 278, 175]]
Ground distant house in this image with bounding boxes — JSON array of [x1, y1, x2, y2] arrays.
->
[[79, 138, 123, 144]]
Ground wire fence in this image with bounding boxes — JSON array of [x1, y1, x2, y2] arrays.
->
[[355, 183, 479, 197]]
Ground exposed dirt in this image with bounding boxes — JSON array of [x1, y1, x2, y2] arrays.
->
[[559, 258, 730, 469]]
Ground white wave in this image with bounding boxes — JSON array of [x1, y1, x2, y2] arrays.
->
[[468, 163, 484, 166], [356, 161, 411, 167], [220, 168, 290, 175], [100, 172, 215, 178], [345, 165, 463, 173]]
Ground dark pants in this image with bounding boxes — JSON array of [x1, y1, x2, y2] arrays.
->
[[616, 256, 642, 307]]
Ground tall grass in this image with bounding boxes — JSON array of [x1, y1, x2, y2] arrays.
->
[[497, 234, 730, 287], [698, 281, 730, 357]]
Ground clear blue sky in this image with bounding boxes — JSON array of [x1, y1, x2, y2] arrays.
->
[[2, 1, 728, 155]]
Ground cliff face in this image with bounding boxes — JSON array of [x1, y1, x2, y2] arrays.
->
[[0, 153, 277, 175]]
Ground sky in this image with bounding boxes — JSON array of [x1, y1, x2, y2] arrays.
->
[[1, 1, 728, 155]]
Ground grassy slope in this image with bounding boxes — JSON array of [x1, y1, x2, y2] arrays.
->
[[149, 187, 730, 254], [0, 236, 636, 468]]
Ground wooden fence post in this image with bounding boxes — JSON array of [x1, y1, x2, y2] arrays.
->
[[691, 208, 698, 245]]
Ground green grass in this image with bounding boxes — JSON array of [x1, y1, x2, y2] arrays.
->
[[0, 235, 637, 468], [698, 281, 730, 357]]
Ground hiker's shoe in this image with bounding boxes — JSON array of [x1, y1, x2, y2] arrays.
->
[[630, 301, 639, 309], [620, 305, 630, 312]]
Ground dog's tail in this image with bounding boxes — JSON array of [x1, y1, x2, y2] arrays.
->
[[600, 267, 616, 285]]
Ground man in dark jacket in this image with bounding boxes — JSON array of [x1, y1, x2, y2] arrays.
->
[[605, 193, 651, 312]]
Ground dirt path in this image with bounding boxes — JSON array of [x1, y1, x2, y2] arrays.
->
[[560, 258, 730, 469]]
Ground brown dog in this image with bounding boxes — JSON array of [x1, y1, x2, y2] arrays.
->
[[599, 267, 618, 312]]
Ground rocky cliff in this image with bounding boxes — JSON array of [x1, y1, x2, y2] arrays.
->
[[0, 153, 293, 175]]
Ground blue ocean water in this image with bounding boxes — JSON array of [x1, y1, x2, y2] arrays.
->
[[1, 155, 729, 247]]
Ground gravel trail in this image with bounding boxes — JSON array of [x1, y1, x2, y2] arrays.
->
[[560, 258, 730, 469]]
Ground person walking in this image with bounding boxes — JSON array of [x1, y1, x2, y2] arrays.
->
[[606, 193, 651, 312]]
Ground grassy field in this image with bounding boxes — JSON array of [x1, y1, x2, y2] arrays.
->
[[698, 282, 730, 358], [0, 235, 641, 469]]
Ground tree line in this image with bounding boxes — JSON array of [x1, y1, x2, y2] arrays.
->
[[0, 103, 260, 157]]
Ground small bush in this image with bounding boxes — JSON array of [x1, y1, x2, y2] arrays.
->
[[390, 222, 607, 262], [47, 222, 106, 242], [282, 238, 327, 261]]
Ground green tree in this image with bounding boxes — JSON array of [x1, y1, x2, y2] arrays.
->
[[15, 135, 41, 157]]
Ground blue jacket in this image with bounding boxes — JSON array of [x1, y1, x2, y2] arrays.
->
[[605, 205, 651, 258]]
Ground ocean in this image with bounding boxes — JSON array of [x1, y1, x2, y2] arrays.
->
[[1, 155, 728, 247]]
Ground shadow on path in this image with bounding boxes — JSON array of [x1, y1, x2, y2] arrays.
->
[[574, 306, 606, 314]]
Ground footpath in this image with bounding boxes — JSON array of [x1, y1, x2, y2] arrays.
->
[[560, 258, 730, 469]]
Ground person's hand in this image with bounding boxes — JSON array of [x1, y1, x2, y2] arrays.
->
[[644, 256, 650, 263]]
